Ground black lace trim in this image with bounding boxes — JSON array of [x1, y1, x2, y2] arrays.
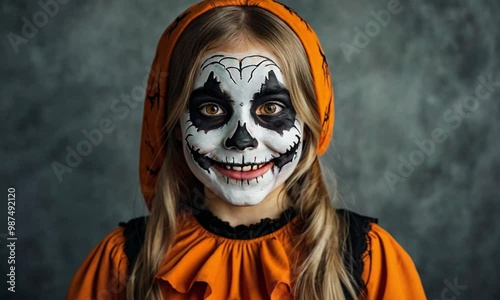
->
[[193, 207, 297, 240], [336, 209, 378, 299], [118, 216, 147, 276]]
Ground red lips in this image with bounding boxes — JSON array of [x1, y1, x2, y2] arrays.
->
[[213, 162, 274, 181]]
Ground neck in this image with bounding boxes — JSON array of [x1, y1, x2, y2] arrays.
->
[[204, 183, 290, 226]]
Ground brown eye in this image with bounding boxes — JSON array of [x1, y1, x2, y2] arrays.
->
[[257, 102, 284, 115], [199, 103, 225, 116]]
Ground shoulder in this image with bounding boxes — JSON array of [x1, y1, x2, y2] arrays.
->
[[336, 209, 378, 245], [336, 209, 378, 269], [76, 225, 128, 269], [335, 209, 378, 298], [364, 221, 421, 277], [354, 214, 427, 299], [118, 216, 148, 274], [66, 223, 132, 300]]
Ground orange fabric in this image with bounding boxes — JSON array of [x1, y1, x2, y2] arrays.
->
[[155, 211, 299, 299], [66, 227, 128, 300], [140, 0, 335, 209], [67, 213, 426, 299], [361, 223, 427, 300]]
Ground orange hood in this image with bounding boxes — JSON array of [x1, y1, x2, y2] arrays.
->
[[139, 0, 334, 209]]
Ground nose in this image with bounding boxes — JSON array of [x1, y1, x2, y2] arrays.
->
[[225, 121, 258, 151]]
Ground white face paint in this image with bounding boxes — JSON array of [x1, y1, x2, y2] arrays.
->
[[179, 49, 304, 206]]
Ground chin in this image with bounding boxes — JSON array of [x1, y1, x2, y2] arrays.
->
[[206, 178, 272, 207]]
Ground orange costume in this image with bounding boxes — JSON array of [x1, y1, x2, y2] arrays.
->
[[67, 1, 427, 299], [67, 209, 426, 299]]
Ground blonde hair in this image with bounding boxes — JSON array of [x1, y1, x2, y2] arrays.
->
[[127, 6, 359, 299]]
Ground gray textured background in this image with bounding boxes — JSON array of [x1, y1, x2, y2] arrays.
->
[[1, 0, 499, 299]]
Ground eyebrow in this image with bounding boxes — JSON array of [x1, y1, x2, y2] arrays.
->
[[191, 71, 232, 102], [257, 85, 289, 97], [254, 70, 290, 99]]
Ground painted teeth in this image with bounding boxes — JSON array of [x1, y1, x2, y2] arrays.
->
[[220, 163, 267, 172]]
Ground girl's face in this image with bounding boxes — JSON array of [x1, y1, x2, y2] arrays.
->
[[179, 42, 304, 206]]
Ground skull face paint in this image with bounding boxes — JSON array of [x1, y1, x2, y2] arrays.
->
[[180, 50, 304, 206]]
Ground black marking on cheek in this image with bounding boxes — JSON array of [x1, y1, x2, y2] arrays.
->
[[275, 1, 312, 31], [185, 120, 196, 133], [165, 11, 190, 38], [251, 70, 297, 135], [188, 72, 233, 133], [185, 134, 214, 173], [292, 123, 302, 135], [257, 112, 296, 136], [273, 135, 302, 171]]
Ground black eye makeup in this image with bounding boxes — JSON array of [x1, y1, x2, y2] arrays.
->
[[188, 72, 234, 133], [251, 71, 297, 135]]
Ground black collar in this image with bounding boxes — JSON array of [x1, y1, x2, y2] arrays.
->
[[192, 207, 297, 240]]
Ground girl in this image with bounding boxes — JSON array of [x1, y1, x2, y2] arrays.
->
[[67, 0, 427, 299]]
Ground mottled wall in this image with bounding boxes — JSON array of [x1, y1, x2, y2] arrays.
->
[[1, 0, 498, 299]]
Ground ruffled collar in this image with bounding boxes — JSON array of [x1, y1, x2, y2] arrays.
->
[[193, 207, 297, 239], [155, 208, 300, 299]]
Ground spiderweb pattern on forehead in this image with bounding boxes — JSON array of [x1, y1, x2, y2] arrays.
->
[[200, 54, 283, 84]]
